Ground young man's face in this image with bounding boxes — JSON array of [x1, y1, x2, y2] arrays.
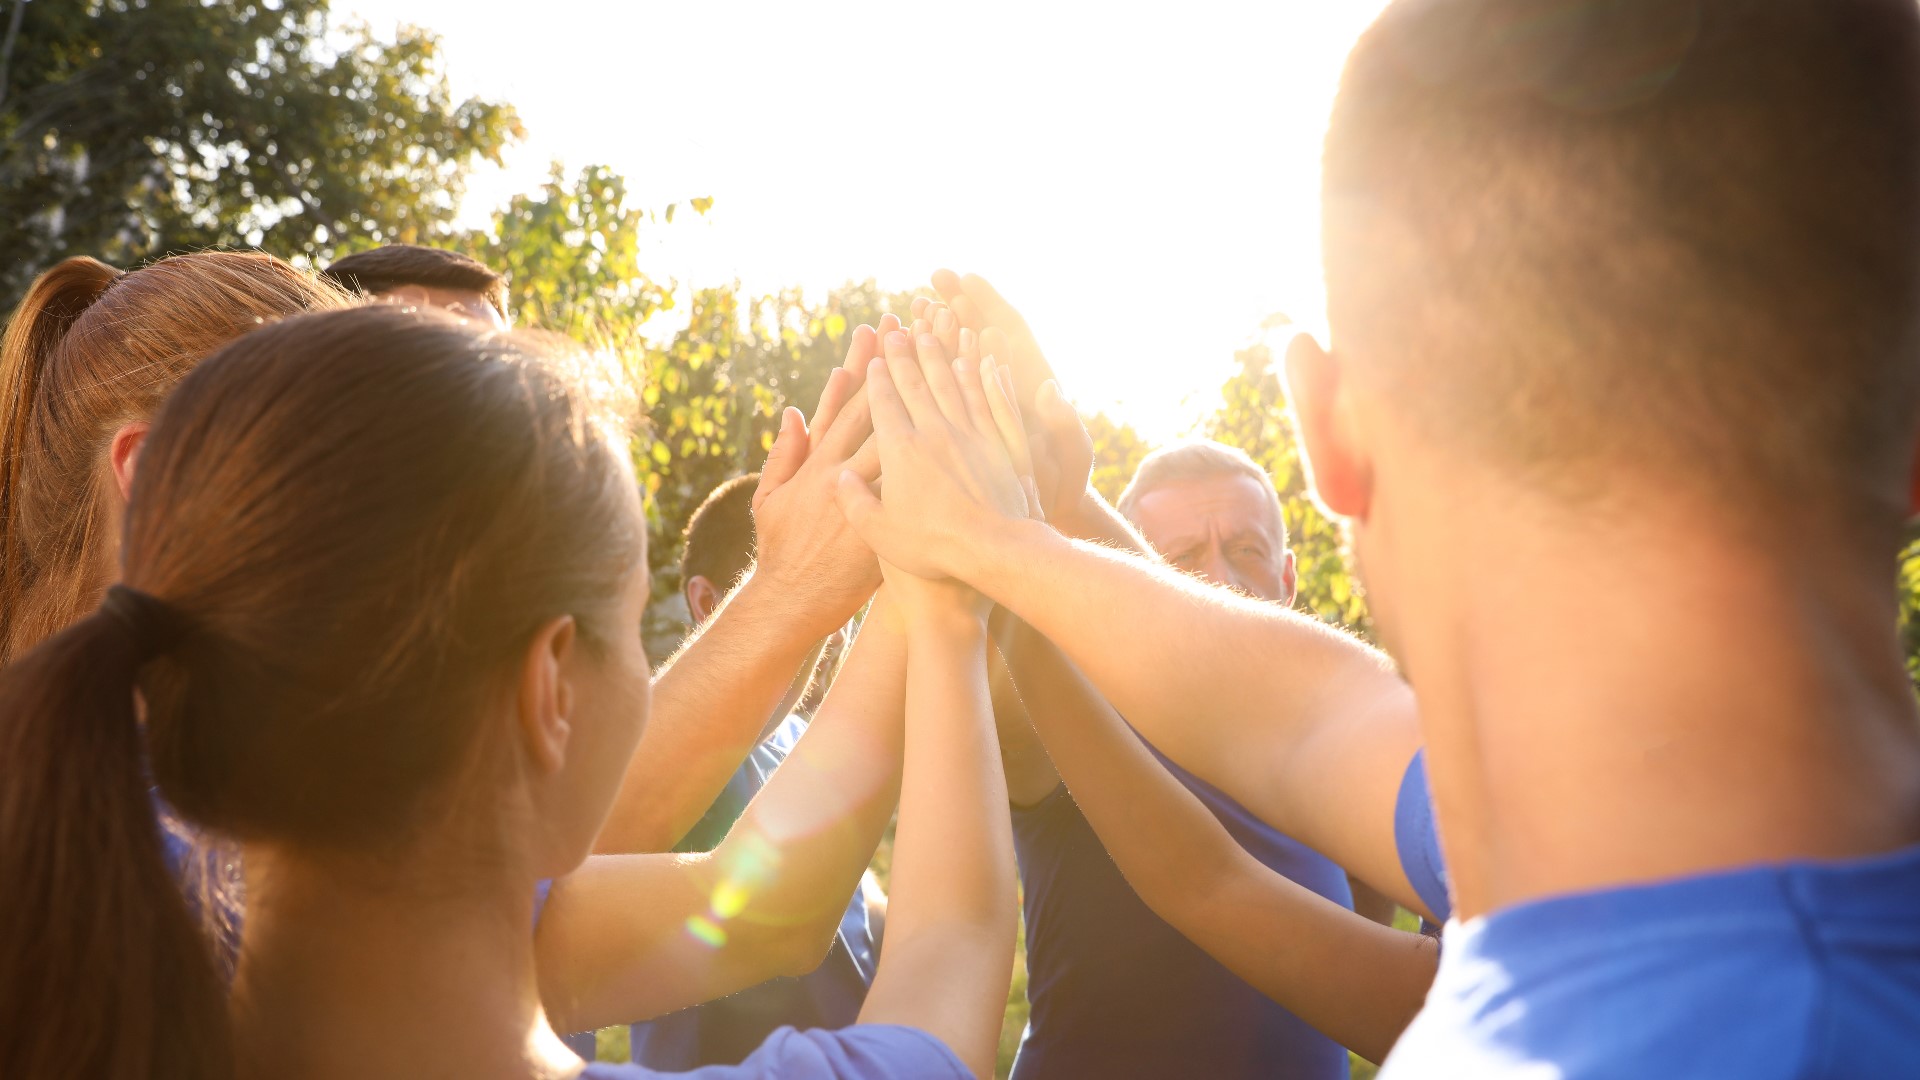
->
[[1129, 473, 1297, 605]]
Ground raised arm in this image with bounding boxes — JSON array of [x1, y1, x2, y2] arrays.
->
[[594, 319, 895, 855], [1001, 617, 1435, 1061], [840, 326, 1027, 1080], [851, 276, 1427, 912], [537, 589, 908, 1033]]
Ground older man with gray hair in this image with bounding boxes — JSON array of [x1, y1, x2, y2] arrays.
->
[[989, 438, 1394, 1080]]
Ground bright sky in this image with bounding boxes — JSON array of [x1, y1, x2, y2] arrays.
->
[[338, 0, 1390, 440]]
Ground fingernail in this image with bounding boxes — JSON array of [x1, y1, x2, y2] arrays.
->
[[869, 356, 889, 377], [886, 331, 909, 350], [918, 332, 941, 353], [960, 327, 975, 354], [953, 354, 975, 375], [934, 308, 953, 335], [912, 318, 931, 337]]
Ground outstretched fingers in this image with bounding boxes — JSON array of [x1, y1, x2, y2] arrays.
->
[[880, 331, 947, 432], [982, 356, 1036, 483]]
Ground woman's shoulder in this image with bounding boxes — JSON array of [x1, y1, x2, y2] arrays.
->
[[582, 1024, 968, 1079]]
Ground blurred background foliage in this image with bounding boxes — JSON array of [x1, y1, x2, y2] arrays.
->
[[8, 3, 1916, 1077]]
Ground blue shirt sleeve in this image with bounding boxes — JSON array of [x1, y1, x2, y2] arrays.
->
[[585, 1024, 969, 1079], [1394, 749, 1453, 923]]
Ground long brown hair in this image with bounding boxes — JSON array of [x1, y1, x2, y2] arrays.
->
[[0, 306, 644, 1078], [0, 252, 350, 665]]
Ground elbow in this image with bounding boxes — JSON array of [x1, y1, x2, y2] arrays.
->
[[765, 911, 843, 980]]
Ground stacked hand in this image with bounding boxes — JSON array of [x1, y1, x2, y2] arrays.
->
[[834, 318, 1041, 626], [747, 314, 904, 639]]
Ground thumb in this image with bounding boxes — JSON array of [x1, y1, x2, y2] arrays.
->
[[1036, 380, 1091, 464], [834, 469, 884, 538], [756, 407, 809, 505]]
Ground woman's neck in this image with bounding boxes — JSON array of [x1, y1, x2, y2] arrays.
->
[[229, 841, 578, 1080]]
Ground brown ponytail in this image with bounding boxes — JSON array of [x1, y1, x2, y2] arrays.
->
[[0, 252, 349, 666], [0, 606, 231, 1079]]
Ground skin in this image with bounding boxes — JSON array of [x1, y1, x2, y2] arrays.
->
[[884, 271, 1920, 930], [230, 422, 1019, 1079], [594, 318, 895, 857], [106, 329, 909, 1036], [857, 317, 1431, 1061], [375, 284, 506, 329]]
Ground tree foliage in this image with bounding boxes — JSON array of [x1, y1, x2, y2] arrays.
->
[[1, 0, 520, 307]]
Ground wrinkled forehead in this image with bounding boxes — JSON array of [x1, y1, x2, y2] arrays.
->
[[1129, 472, 1287, 549]]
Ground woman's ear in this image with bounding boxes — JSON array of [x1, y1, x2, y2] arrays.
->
[[1284, 333, 1373, 522], [517, 615, 579, 777], [110, 422, 150, 502]]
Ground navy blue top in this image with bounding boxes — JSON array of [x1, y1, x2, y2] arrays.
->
[[1385, 840, 1920, 1078], [1008, 733, 1353, 1080], [630, 715, 877, 1069]]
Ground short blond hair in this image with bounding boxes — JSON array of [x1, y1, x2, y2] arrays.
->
[[1116, 439, 1287, 546]]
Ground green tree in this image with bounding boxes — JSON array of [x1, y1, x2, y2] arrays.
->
[[1, 0, 520, 307], [1205, 337, 1371, 634], [1085, 410, 1151, 504]]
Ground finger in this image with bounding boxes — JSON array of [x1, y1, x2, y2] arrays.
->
[[952, 352, 999, 438], [755, 407, 810, 504], [870, 346, 934, 435], [808, 368, 853, 452], [844, 436, 881, 483], [930, 303, 960, 358], [982, 356, 1036, 481], [856, 315, 902, 371], [910, 296, 931, 322], [834, 469, 885, 540], [912, 330, 973, 432], [840, 323, 880, 378], [1036, 377, 1092, 475], [958, 326, 980, 367], [819, 383, 874, 461]]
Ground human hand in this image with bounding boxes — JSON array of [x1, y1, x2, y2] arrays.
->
[[748, 317, 903, 638], [833, 327, 1039, 594]]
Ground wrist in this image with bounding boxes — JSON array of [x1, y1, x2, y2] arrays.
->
[[903, 604, 990, 645], [728, 572, 848, 658], [962, 515, 1064, 603]]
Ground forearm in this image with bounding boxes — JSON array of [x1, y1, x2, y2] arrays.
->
[[595, 572, 827, 854], [961, 521, 1421, 893], [540, 602, 908, 1030], [858, 616, 1017, 1080]]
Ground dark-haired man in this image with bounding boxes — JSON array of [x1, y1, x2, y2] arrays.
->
[[842, 0, 1920, 1074], [322, 244, 509, 327], [626, 473, 881, 1070]]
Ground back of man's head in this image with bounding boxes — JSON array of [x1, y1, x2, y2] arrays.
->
[[681, 474, 759, 604], [1324, 0, 1920, 530], [321, 245, 509, 319]]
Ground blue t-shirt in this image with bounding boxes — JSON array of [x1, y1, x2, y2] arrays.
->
[[1008, 733, 1354, 1080], [1393, 750, 1452, 923], [585, 1024, 965, 1079], [1381, 840, 1920, 1077], [630, 715, 877, 1069]]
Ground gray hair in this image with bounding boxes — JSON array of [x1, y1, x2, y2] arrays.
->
[[1116, 439, 1288, 546]]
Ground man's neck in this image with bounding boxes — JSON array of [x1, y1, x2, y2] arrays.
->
[[230, 842, 576, 1080], [1392, 488, 1920, 920]]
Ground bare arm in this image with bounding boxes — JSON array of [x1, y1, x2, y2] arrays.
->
[[905, 272, 1427, 912], [1002, 620, 1434, 1061], [538, 592, 908, 1033], [595, 323, 893, 855]]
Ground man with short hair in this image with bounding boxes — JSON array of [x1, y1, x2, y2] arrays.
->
[[993, 439, 1371, 1080], [844, 0, 1920, 1073], [627, 474, 881, 1070], [322, 244, 509, 327]]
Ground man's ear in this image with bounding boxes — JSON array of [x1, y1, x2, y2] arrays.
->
[[685, 575, 720, 626], [517, 615, 578, 778], [1279, 549, 1299, 607], [1284, 333, 1372, 522], [110, 422, 150, 502]]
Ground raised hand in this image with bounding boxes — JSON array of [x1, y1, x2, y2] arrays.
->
[[747, 318, 899, 639], [833, 328, 1036, 588]]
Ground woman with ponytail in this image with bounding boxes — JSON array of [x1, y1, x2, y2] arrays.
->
[[0, 252, 349, 666], [0, 305, 1017, 1079]]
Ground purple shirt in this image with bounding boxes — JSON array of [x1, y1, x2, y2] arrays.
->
[[1009, 731, 1353, 1080], [584, 1025, 965, 1079]]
